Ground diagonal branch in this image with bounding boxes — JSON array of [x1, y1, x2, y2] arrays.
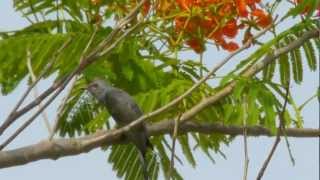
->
[[99, 24, 275, 143], [179, 29, 319, 123], [99, 28, 319, 147], [0, 25, 317, 170], [256, 83, 291, 180], [0, 38, 72, 136], [26, 49, 52, 134], [0, 120, 319, 169], [0, 0, 147, 136]]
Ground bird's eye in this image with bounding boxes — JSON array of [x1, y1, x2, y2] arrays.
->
[[90, 83, 98, 89]]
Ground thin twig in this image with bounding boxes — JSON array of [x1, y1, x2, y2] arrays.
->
[[49, 27, 98, 139], [243, 98, 249, 180], [110, 24, 275, 139], [243, 127, 249, 180], [98, 22, 142, 57], [26, 50, 52, 134], [178, 29, 318, 125], [0, 77, 69, 150], [27, 0, 40, 22], [283, 129, 296, 165], [0, 0, 146, 136], [0, 38, 72, 136], [281, 91, 296, 165], [256, 135, 280, 180], [79, 30, 318, 168], [199, 52, 203, 78], [168, 114, 182, 179], [48, 76, 77, 140], [87, 0, 147, 58], [256, 84, 290, 180], [0, 0, 148, 150], [162, 139, 184, 166], [1, 30, 97, 148]]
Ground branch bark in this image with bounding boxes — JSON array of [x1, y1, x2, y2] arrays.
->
[[0, 0, 147, 136], [0, 28, 318, 169], [0, 120, 319, 169], [104, 28, 319, 141], [179, 29, 319, 123]]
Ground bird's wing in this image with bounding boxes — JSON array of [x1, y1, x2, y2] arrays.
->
[[127, 99, 143, 117], [107, 88, 143, 118]]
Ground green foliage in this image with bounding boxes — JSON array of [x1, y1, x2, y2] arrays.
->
[[14, 0, 91, 22], [224, 77, 282, 132], [0, 23, 111, 94], [178, 135, 196, 167], [1, 1, 319, 179], [278, 48, 291, 85], [262, 22, 318, 84], [108, 144, 159, 180], [53, 37, 217, 179], [228, 19, 318, 85], [286, 0, 320, 18], [154, 137, 184, 180], [302, 40, 317, 71]]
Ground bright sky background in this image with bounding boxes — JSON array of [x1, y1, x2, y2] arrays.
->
[[0, 0, 319, 180]]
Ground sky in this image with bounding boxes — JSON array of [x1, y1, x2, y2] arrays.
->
[[0, 0, 319, 180]]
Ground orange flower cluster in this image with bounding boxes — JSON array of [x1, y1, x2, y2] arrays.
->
[[165, 0, 272, 53], [142, 1, 151, 16], [90, 0, 273, 53]]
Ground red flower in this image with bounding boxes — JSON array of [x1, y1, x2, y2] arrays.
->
[[247, 0, 261, 5], [201, 15, 218, 32], [236, 0, 249, 17], [176, 0, 193, 10], [142, 1, 151, 16], [186, 38, 205, 53], [209, 29, 224, 44], [175, 16, 186, 31], [218, 3, 233, 16], [176, 0, 188, 10], [252, 9, 272, 28], [169, 0, 269, 53], [222, 41, 239, 52], [222, 19, 238, 38]]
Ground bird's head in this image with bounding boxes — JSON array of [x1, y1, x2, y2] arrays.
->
[[86, 78, 111, 103]]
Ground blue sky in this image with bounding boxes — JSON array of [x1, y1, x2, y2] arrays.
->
[[0, 0, 319, 179]]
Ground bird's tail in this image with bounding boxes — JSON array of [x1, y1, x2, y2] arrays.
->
[[138, 150, 149, 180]]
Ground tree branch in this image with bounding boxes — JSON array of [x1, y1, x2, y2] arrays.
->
[[100, 28, 318, 146], [179, 29, 319, 123], [0, 0, 147, 136], [0, 120, 319, 169]]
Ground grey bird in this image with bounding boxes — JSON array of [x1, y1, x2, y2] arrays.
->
[[87, 79, 152, 180]]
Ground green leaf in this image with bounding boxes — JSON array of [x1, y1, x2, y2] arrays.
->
[[256, 85, 277, 131], [229, 19, 318, 76], [286, 0, 320, 18], [0, 31, 106, 94], [108, 144, 160, 180], [263, 61, 276, 81], [155, 137, 183, 180], [302, 40, 317, 71], [290, 42, 303, 84], [178, 135, 196, 167], [247, 87, 260, 125], [278, 51, 291, 85]]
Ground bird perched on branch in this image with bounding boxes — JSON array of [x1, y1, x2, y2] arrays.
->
[[87, 79, 152, 180]]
